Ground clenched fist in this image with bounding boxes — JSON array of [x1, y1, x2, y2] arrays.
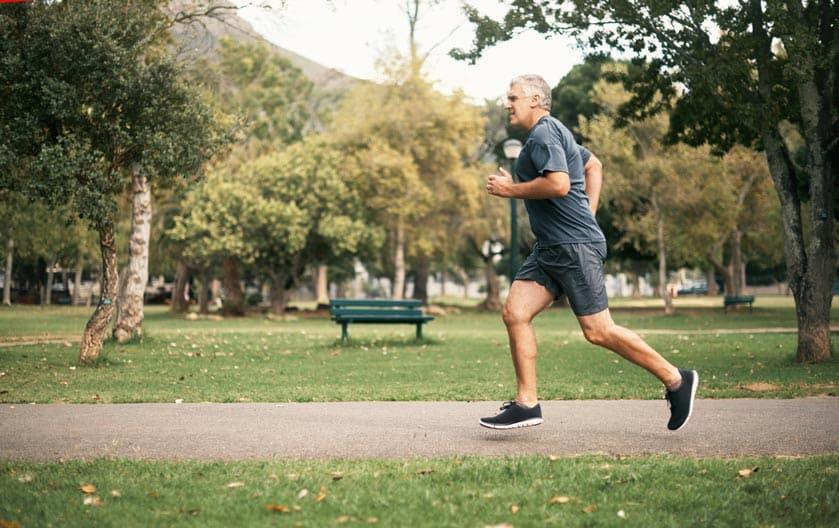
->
[[486, 167, 515, 197]]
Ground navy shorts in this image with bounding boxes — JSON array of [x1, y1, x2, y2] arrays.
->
[[515, 242, 609, 316]]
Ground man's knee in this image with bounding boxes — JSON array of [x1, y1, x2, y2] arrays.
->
[[502, 302, 531, 327], [582, 323, 613, 347]]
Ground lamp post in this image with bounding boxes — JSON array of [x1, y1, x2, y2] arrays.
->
[[502, 139, 523, 284]]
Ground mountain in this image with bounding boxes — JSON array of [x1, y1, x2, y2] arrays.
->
[[168, 2, 358, 92]]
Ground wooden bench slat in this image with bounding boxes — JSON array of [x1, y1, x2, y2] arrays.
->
[[332, 308, 426, 318], [330, 298, 422, 308]]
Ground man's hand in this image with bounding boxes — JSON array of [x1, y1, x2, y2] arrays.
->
[[487, 167, 515, 197]]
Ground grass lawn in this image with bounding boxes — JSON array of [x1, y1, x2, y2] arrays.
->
[[0, 298, 836, 403], [2, 455, 837, 527]]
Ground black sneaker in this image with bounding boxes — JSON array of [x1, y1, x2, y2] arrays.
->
[[479, 400, 543, 430], [665, 369, 698, 431]]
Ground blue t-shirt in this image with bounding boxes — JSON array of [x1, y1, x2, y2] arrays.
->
[[514, 115, 605, 245]]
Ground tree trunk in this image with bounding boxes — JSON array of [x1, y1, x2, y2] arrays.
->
[[221, 257, 244, 316], [440, 270, 447, 297], [413, 254, 429, 305], [3, 238, 12, 306], [171, 260, 189, 313], [457, 269, 469, 299], [73, 261, 83, 306], [79, 220, 118, 363], [631, 271, 642, 298], [706, 265, 718, 296], [113, 166, 152, 342], [656, 212, 673, 314], [315, 264, 329, 306], [477, 257, 502, 311], [730, 229, 744, 296], [752, 1, 833, 362], [269, 272, 289, 315], [44, 263, 54, 305], [198, 268, 210, 314], [392, 221, 406, 300]]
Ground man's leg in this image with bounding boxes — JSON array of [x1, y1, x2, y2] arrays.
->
[[577, 308, 681, 387], [502, 280, 555, 406]]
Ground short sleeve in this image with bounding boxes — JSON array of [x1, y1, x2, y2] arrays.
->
[[530, 141, 569, 175], [578, 146, 592, 165]]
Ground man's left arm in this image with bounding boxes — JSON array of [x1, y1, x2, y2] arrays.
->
[[583, 153, 603, 213]]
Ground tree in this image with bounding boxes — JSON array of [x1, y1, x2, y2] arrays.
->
[[0, 0, 227, 362], [455, 1, 836, 362], [171, 137, 382, 315]]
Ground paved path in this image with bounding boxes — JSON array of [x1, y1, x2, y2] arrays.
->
[[1, 398, 837, 461]]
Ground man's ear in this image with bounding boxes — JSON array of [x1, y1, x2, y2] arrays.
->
[[530, 94, 541, 109]]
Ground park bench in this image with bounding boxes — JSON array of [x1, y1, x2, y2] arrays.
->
[[329, 298, 434, 343], [724, 295, 755, 313]]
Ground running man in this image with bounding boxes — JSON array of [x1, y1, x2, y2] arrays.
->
[[481, 74, 698, 431]]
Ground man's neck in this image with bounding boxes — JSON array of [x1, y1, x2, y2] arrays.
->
[[526, 110, 550, 131]]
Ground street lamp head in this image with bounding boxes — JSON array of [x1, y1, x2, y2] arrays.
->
[[503, 139, 523, 160]]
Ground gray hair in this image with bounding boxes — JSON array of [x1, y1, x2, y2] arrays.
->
[[510, 74, 552, 110]]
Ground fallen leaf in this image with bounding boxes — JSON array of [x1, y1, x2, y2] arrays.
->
[[336, 515, 351, 523], [0, 521, 21, 528], [83, 496, 103, 506], [617, 510, 626, 519], [331, 471, 344, 481], [226, 481, 245, 488], [510, 504, 520, 514], [17, 474, 33, 483], [548, 455, 560, 461], [110, 490, 121, 497], [484, 524, 513, 528], [583, 504, 597, 513], [264, 504, 290, 513], [549, 496, 570, 504], [314, 486, 328, 502], [737, 467, 759, 478], [297, 488, 309, 499], [80, 483, 97, 494], [175, 399, 184, 404], [366, 517, 378, 524]]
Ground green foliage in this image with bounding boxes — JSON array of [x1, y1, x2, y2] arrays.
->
[[0, 0, 228, 230], [169, 136, 382, 291]]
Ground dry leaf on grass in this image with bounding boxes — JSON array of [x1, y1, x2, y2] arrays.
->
[[336, 515, 351, 523], [617, 510, 626, 519], [510, 504, 520, 514], [314, 486, 328, 502], [549, 496, 570, 504], [738, 467, 759, 478], [79, 483, 97, 494], [226, 481, 245, 488], [110, 490, 121, 497], [83, 496, 103, 506], [583, 504, 597, 513], [484, 524, 513, 528], [264, 504, 290, 513], [297, 488, 309, 499], [331, 471, 344, 481], [0, 520, 22, 528]]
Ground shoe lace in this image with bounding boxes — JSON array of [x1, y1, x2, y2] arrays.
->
[[663, 390, 673, 409], [500, 400, 516, 410]]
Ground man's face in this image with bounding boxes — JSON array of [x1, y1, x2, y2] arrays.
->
[[504, 83, 536, 129]]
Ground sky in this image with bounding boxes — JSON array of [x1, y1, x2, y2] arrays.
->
[[236, 0, 584, 103]]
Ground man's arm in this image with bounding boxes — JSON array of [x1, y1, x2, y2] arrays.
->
[[584, 153, 603, 213], [486, 167, 570, 199]]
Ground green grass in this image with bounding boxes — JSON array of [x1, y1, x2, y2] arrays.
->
[[1, 455, 836, 527], [0, 300, 836, 403]]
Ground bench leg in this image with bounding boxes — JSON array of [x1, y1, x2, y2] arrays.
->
[[416, 323, 422, 340], [341, 323, 348, 344]]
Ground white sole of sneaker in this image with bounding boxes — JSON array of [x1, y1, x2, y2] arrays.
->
[[479, 417, 544, 430], [671, 370, 699, 432]]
